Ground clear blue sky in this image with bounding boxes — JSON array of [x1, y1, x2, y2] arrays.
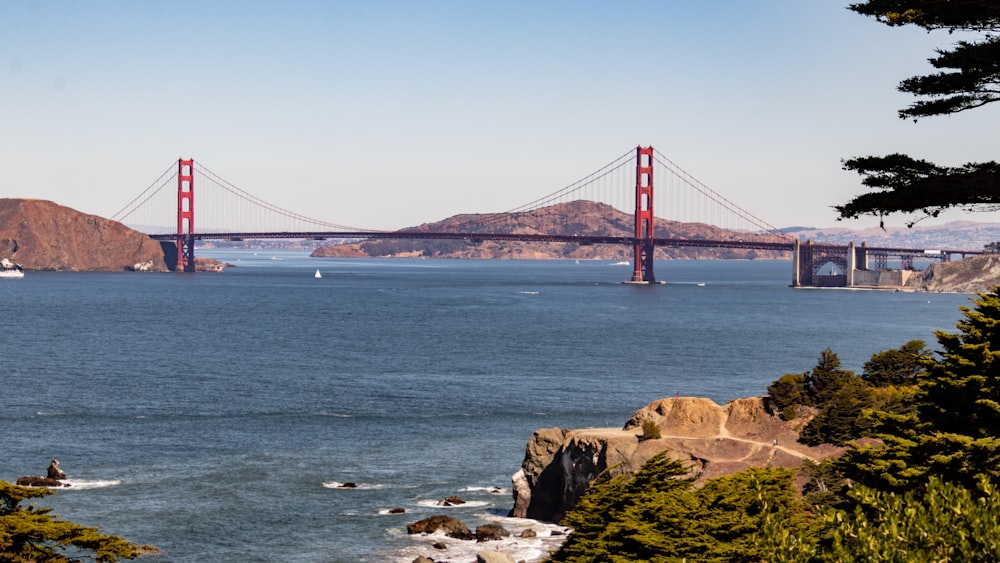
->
[[3, 1, 998, 230]]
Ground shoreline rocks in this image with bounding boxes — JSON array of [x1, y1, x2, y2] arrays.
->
[[16, 459, 70, 488]]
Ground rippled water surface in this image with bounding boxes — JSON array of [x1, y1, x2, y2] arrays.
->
[[1, 254, 973, 561]]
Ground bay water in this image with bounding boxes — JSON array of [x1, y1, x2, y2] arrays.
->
[[1, 253, 974, 561]]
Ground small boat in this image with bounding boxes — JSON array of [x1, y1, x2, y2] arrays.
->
[[1, 258, 24, 278], [696, 282, 706, 287], [314, 269, 322, 279]]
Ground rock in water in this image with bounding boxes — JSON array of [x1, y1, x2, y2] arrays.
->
[[477, 550, 516, 563], [16, 459, 70, 488], [15, 476, 67, 488], [475, 522, 511, 542], [406, 515, 474, 540], [47, 458, 66, 480]]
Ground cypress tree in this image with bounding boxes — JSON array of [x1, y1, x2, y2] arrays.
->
[[842, 289, 1000, 491], [0, 480, 154, 562]]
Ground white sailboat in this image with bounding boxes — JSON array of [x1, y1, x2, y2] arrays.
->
[[314, 269, 322, 279]]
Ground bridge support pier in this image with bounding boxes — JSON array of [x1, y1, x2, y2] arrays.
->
[[846, 242, 856, 287], [792, 239, 801, 287]]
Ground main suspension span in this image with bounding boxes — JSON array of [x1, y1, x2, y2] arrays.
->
[[169, 147, 666, 279]]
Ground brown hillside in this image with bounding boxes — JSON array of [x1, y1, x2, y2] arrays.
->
[[0, 198, 170, 271], [312, 200, 788, 260]]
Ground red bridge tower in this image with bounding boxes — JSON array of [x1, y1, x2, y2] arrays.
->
[[177, 158, 195, 272], [630, 146, 656, 283]]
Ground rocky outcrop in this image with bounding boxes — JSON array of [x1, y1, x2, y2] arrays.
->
[[406, 515, 474, 540], [510, 396, 843, 523], [906, 254, 1000, 293], [475, 522, 511, 542], [477, 550, 517, 563], [17, 459, 70, 488], [0, 198, 169, 271], [46, 459, 66, 479], [15, 476, 68, 488]]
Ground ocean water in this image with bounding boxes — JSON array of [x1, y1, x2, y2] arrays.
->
[[1, 253, 974, 562]]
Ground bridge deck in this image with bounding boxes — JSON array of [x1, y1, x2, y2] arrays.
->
[[149, 231, 982, 257]]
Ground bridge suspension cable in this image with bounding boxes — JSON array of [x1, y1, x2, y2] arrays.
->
[[192, 162, 370, 232], [114, 147, 791, 245], [448, 148, 636, 232], [652, 148, 790, 238], [110, 163, 177, 227]]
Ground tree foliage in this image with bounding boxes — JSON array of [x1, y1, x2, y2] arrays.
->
[[861, 339, 929, 386], [767, 345, 922, 447], [837, 1, 1000, 223], [550, 454, 814, 562], [825, 476, 1000, 562], [843, 288, 1000, 492], [768, 349, 856, 412], [0, 481, 153, 562]]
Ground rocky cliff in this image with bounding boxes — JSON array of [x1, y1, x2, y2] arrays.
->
[[906, 254, 1000, 293], [510, 396, 842, 523], [0, 198, 170, 271], [312, 200, 788, 261]]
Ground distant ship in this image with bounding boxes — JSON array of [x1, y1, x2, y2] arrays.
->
[[1, 258, 24, 278]]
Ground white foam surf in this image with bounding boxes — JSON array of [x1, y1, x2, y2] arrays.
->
[[415, 499, 490, 509], [389, 515, 570, 563], [61, 479, 122, 490], [321, 481, 388, 490]]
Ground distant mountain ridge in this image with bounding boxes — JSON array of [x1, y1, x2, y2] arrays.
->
[[783, 221, 997, 251], [312, 200, 789, 260], [313, 201, 997, 259]]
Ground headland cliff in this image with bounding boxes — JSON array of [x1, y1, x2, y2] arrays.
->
[[0, 198, 170, 272], [511, 395, 843, 523]]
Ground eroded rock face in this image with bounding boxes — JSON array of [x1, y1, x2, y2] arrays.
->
[[406, 515, 474, 540], [15, 476, 68, 488], [0, 198, 169, 271], [475, 522, 510, 542], [510, 396, 843, 523], [906, 254, 1000, 293]]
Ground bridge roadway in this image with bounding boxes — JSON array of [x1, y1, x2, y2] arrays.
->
[[148, 231, 981, 257]]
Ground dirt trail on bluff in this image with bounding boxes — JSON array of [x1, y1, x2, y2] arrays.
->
[[511, 396, 842, 523]]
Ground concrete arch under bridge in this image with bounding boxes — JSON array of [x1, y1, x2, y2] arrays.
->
[[791, 240, 968, 288]]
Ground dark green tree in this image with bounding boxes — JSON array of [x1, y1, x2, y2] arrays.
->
[[836, 1, 1000, 224], [808, 349, 855, 404], [861, 339, 929, 387], [551, 453, 694, 562], [0, 481, 154, 562], [768, 349, 857, 424], [824, 476, 1000, 562], [550, 453, 815, 562], [769, 347, 918, 446], [842, 288, 1000, 492], [767, 373, 809, 420], [799, 377, 875, 446]]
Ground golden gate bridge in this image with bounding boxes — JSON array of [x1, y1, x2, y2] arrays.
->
[[111, 146, 981, 285]]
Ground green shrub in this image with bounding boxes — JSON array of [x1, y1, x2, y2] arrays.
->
[[639, 418, 661, 441]]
